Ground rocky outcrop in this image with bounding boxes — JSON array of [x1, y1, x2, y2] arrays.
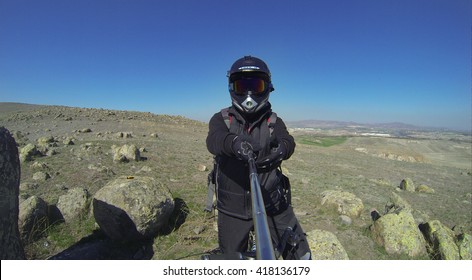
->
[[419, 220, 460, 260], [420, 220, 472, 260], [306, 229, 349, 260], [370, 192, 471, 259], [371, 210, 427, 257], [371, 193, 427, 258], [0, 127, 25, 259], [93, 176, 174, 241]]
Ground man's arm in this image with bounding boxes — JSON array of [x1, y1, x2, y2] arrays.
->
[[206, 113, 237, 157], [273, 117, 295, 160]]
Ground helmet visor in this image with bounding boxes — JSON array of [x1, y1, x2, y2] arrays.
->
[[232, 78, 267, 95]]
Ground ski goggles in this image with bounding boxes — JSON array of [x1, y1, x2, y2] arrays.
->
[[232, 78, 267, 95]]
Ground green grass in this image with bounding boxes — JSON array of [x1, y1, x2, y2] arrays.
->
[[24, 217, 97, 259], [297, 136, 348, 147], [47, 218, 97, 247]]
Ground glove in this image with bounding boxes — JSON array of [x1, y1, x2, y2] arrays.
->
[[231, 135, 257, 161], [256, 139, 287, 170]]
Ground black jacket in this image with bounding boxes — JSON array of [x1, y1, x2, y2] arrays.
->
[[206, 104, 295, 219]]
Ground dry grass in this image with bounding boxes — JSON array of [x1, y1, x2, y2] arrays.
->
[[1, 103, 471, 260]]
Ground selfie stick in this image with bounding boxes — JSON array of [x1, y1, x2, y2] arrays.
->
[[247, 149, 276, 260]]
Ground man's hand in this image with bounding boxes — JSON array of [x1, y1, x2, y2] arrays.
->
[[256, 139, 287, 170], [231, 135, 257, 161]]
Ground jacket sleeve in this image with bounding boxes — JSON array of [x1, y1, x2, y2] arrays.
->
[[273, 117, 295, 160], [206, 112, 237, 157]]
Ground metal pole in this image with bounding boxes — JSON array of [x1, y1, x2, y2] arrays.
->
[[247, 151, 276, 260]]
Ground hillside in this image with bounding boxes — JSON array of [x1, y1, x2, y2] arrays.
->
[[1, 102, 471, 260]]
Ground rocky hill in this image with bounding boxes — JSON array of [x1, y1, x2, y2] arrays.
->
[[1, 102, 471, 260]]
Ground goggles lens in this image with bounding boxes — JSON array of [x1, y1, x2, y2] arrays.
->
[[233, 78, 267, 95]]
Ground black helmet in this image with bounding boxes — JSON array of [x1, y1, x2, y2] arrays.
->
[[227, 55, 274, 114]]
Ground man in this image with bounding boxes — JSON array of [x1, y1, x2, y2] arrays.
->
[[206, 55, 311, 259]]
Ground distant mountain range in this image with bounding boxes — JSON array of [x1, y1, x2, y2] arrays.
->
[[1, 102, 468, 134], [284, 120, 472, 136], [287, 119, 423, 130]]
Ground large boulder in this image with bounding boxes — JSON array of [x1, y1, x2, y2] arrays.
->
[[112, 144, 141, 162], [93, 176, 174, 241], [320, 190, 364, 218], [306, 229, 349, 260], [56, 188, 89, 222], [0, 127, 25, 259], [399, 178, 416, 192], [419, 220, 460, 260], [371, 211, 427, 257], [18, 195, 49, 242], [457, 233, 472, 260]]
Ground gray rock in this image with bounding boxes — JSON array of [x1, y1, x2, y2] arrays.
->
[[19, 182, 40, 191], [416, 184, 435, 194], [197, 164, 207, 172], [63, 137, 75, 145], [306, 229, 349, 260], [457, 233, 472, 260], [115, 132, 133, 138], [19, 143, 41, 162], [339, 215, 352, 226], [419, 220, 460, 260], [93, 176, 174, 241], [193, 225, 206, 235], [399, 178, 416, 192], [112, 144, 141, 162], [385, 192, 413, 214], [371, 211, 427, 257], [32, 171, 50, 181], [320, 190, 364, 218], [30, 161, 49, 170], [139, 166, 152, 173], [11, 130, 29, 146], [0, 127, 25, 259], [57, 188, 89, 222], [37, 136, 55, 146], [18, 196, 49, 242]]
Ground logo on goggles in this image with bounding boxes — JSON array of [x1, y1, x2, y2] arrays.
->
[[238, 66, 260, 71]]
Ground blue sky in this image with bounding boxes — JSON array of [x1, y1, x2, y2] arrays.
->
[[0, 0, 470, 131]]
